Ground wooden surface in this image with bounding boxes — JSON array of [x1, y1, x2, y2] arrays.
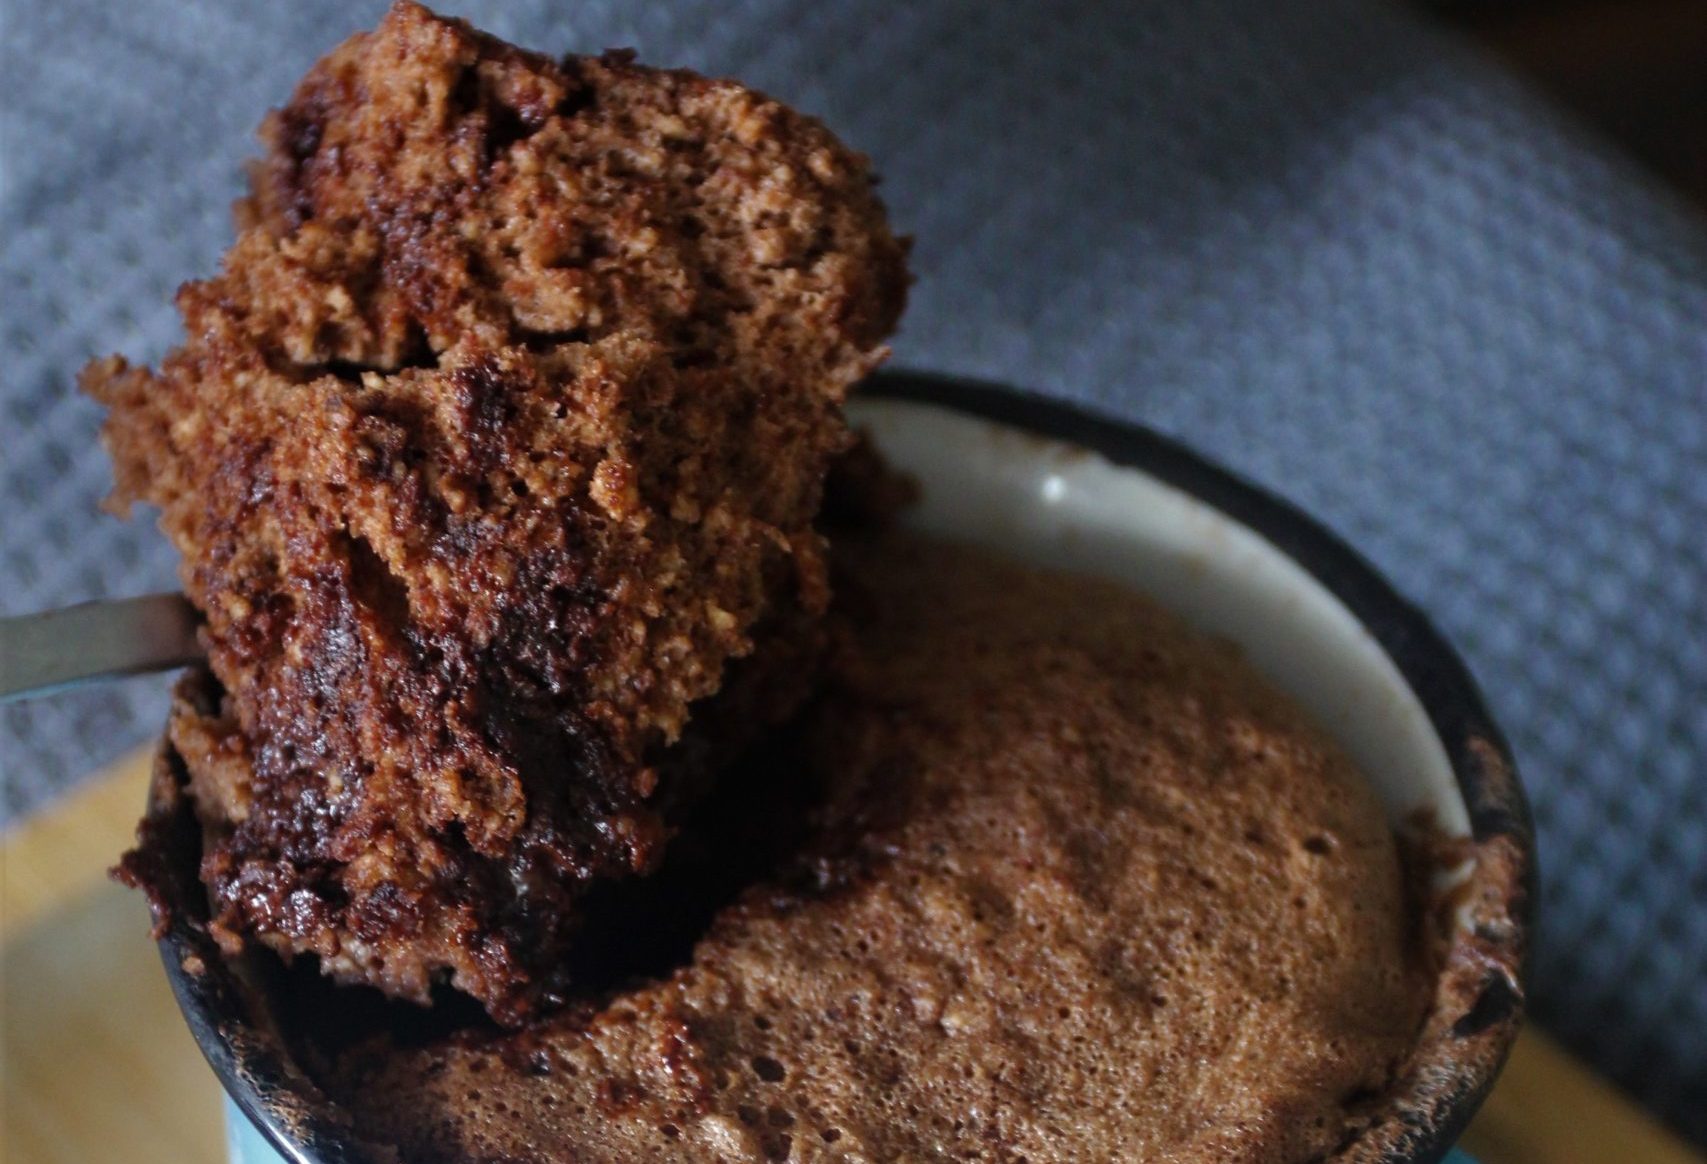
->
[[2, 752, 224, 1164], [3, 750, 1702, 1164]]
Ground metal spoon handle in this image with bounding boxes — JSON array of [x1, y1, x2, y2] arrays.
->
[[0, 593, 203, 703]]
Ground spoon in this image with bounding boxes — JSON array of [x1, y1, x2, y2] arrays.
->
[[0, 593, 202, 702]]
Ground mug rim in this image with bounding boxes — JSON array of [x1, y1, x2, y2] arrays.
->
[[144, 369, 1535, 1164]]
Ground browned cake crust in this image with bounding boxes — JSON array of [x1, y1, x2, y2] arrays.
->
[[323, 536, 1434, 1163], [92, 1, 907, 1024]]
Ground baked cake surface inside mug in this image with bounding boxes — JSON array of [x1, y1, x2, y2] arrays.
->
[[317, 532, 1434, 1163]]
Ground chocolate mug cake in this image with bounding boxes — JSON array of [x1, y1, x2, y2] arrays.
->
[[87, 6, 1530, 1161], [122, 383, 1533, 1164]]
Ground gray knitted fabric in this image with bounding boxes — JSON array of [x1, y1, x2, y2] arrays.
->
[[2, 0, 1703, 1143]]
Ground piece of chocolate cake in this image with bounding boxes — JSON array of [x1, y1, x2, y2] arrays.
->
[[91, 0, 907, 1024]]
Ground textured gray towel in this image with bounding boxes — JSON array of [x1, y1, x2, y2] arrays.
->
[[3, 0, 1703, 1143]]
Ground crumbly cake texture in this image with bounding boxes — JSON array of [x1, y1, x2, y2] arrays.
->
[[324, 536, 1432, 1164], [92, 0, 906, 1024]]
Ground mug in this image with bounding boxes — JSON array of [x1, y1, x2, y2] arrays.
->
[[154, 372, 1534, 1163]]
